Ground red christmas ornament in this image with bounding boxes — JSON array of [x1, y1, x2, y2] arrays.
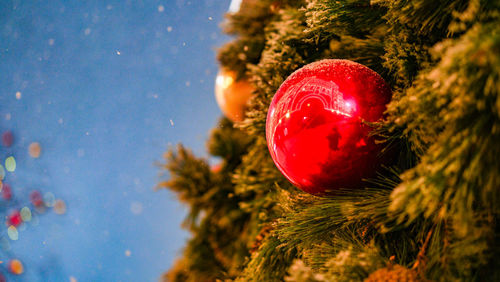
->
[[30, 190, 44, 207], [8, 210, 22, 226], [266, 59, 392, 196], [2, 183, 12, 200]]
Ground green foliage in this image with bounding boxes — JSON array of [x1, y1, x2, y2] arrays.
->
[[160, 0, 500, 281]]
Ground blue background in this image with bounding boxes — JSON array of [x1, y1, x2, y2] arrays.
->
[[0, 0, 231, 281]]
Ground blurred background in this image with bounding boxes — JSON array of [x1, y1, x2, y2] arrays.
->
[[0, 0, 231, 280]]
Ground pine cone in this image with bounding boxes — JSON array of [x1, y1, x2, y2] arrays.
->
[[364, 264, 420, 282]]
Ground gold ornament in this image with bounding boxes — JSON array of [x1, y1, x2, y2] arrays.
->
[[215, 70, 254, 122]]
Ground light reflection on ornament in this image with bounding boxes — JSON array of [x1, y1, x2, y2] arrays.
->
[[215, 69, 254, 122], [228, 0, 243, 13]]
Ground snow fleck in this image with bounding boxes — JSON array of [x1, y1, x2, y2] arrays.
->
[[48, 38, 55, 46], [158, 5, 165, 12], [130, 202, 143, 215], [167, 26, 173, 32], [15, 91, 21, 99], [77, 148, 85, 157], [116, 50, 121, 55], [125, 249, 131, 257], [208, 16, 213, 20], [84, 28, 91, 35], [169, 119, 174, 126]]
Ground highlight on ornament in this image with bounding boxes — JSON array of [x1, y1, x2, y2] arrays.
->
[[266, 59, 392, 196], [215, 69, 254, 122]]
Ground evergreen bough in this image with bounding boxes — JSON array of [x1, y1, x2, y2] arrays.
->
[[159, 0, 500, 281]]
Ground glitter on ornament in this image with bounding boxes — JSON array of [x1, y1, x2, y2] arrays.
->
[[54, 199, 67, 215], [29, 142, 42, 158], [266, 59, 392, 196], [7, 226, 18, 241], [5, 156, 16, 172], [8, 259, 23, 275], [1, 131, 13, 147]]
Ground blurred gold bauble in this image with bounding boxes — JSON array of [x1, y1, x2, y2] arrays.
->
[[215, 70, 254, 122]]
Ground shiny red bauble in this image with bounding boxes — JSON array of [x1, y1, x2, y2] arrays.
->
[[266, 59, 392, 196]]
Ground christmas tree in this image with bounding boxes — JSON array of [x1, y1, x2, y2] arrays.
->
[[158, 0, 500, 281]]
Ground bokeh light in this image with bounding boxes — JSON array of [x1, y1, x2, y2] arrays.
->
[[20, 207, 32, 222], [7, 226, 19, 241], [5, 156, 16, 172], [28, 142, 42, 158], [8, 259, 24, 275], [54, 199, 67, 215]]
